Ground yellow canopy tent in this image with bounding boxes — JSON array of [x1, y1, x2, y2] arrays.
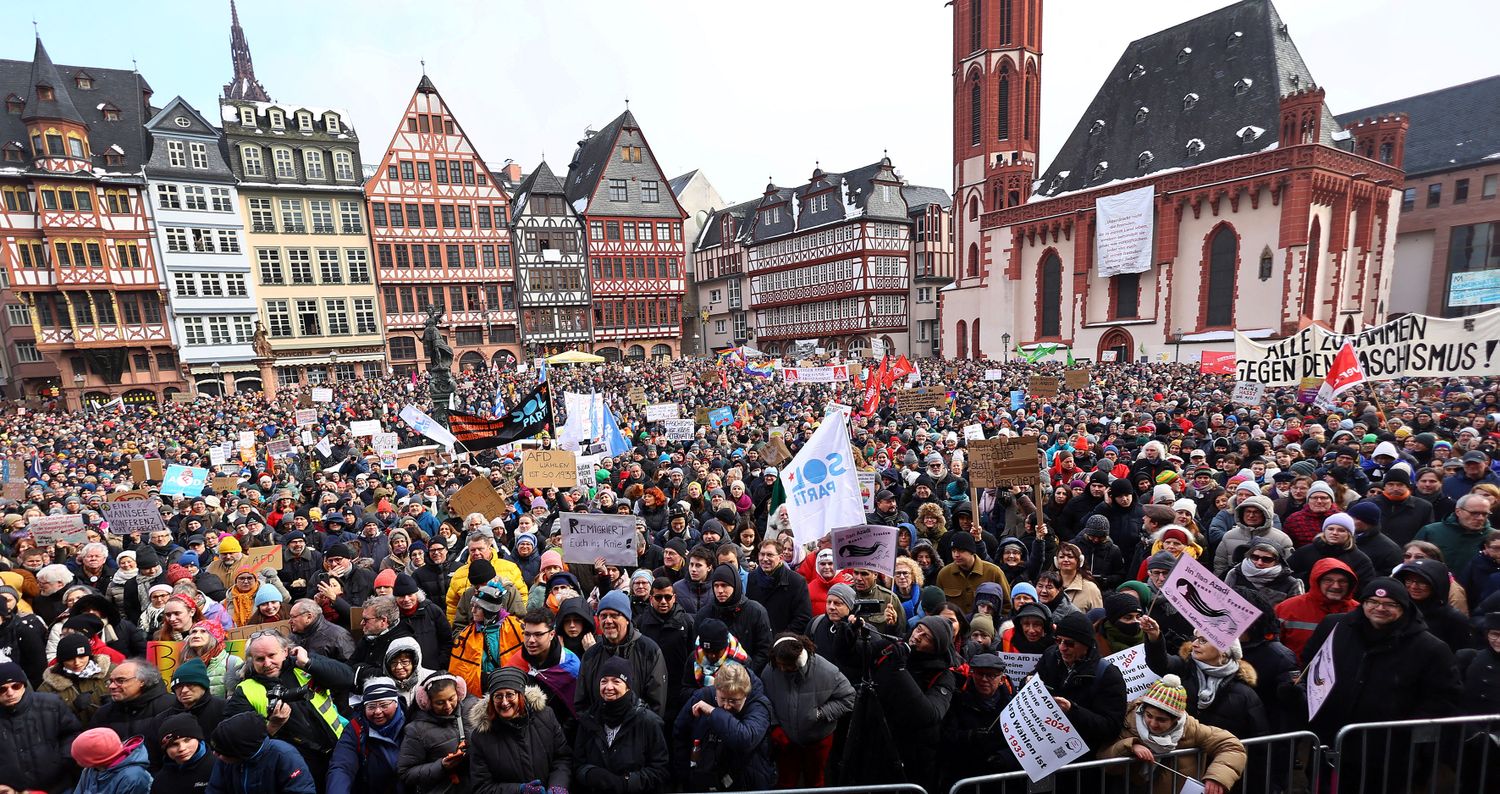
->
[[545, 350, 606, 365]]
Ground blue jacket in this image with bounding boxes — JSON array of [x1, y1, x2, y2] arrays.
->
[[671, 684, 776, 791], [70, 742, 152, 794], [326, 708, 405, 794], [206, 738, 316, 794]]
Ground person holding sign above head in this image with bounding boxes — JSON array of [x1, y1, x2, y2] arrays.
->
[[1100, 674, 1247, 794]]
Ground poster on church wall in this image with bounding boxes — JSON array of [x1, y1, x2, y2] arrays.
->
[[1234, 307, 1500, 385], [1094, 185, 1156, 278]]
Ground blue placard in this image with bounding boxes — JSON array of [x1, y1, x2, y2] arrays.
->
[[160, 464, 209, 497], [1010, 390, 1025, 412], [708, 407, 735, 429]]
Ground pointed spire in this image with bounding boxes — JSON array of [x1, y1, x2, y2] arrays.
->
[[223, 0, 271, 102], [23, 36, 85, 126]]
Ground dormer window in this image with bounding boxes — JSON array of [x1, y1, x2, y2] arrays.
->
[[239, 107, 255, 126], [324, 113, 341, 134], [1183, 93, 1199, 111], [2, 143, 22, 162], [36, 86, 54, 101], [1186, 138, 1206, 157], [268, 109, 284, 129], [102, 105, 121, 122], [74, 76, 92, 90], [297, 112, 313, 132], [5, 95, 23, 114], [1128, 64, 1146, 80], [1137, 151, 1154, 170], [1092, 161, 1109, 181], [1233, 77, 1253, 96], [1135, 106, 1150, 123], [1089, 119, 1106, 136], [1237, 125, 1265, 145]]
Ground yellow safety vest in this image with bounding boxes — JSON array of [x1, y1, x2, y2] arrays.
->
[[237, 667, 347, 738]]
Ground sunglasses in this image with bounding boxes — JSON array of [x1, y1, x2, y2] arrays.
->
[[1247, 554, 1278, 564]]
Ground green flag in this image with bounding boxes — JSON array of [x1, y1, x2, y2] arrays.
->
[[1066, 348, 1076, 367]]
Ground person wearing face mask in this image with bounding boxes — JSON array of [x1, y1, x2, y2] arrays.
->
[[1288, 514, 1377, 588], [1093, 592, 1146, 655], [1101, 674, 1246, 794]]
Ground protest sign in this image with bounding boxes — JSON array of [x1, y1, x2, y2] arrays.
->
[[1095, 184, 1155, 277], [266, 439, 293, 459], [311, 387, 334, 403], [708, 407, 735, 429], [1064, 369, 1091, 390], [446, 478, 508, 520], [209, 447, 227, 467], [984, 369, 1004, 381], [996, 652, 1042, 687], [170, 392, 196, 403], [349, 419, 383, 437], [1200, 351, 1236, 374], [2, 481, 23, 501], [963, 423, 986, 441], [238, 431, 256, 449], [129, 458, 165, 484], [1306, 625, 1338, 719], [575, 454, 601, 494], [645, 402, 680, 422], [857, 470, 878, 511], [523, 448, 578, 488], [831, 524, 897, 577], [627, 385, 647, 407], [899, 385, 950, 414], [1028, 376, 1060, 398], [661, 418, 696, 441], [101, 498, 165, 534], [1231, 381, 1266, 407], [1161, 554, 1262, 652], [160, 465, 209, 498], [241, 543, 284, 572], [693, 406, 711, 426], [558, 513, 638, 566], [1000, 676, 1090, 781], [1103, 644, 1161, 701], [1234, 307, 1500, 385], [670, 372, 688, 391], [1295, 376, 1322, 404], [967, 437, 1040, 489], [780, 365, 850, 383], [295, 408, 318, 426], [29, 514, 88, 545], [211, 476, 241, 493], [1101, 350, 1119, 362], [762, 434, 793, 467]]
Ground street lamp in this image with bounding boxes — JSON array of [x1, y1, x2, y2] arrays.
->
[[1001, 332, 1011, 363], [328, 349, 339, 384], [210, 362, 221, 396], [1172, 328, 1183, 363]]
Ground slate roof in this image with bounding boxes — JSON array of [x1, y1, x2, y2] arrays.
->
[[1035, 0, 1337, 199], [902, 185, 952, 212], [1334, 75, 1500, 178], [0, 39, 155, 177], [563, 109, 631, 206], [750, 158, 910, 243], [510, 159, 563, 215], [695, 198, 761, 251], [21, 39, 84, 126], [668, 169, 698, 197]]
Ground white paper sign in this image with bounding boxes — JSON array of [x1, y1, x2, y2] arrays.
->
[[1161, 554, 1262, 652], [1231, 381, 1266, 406], [237, 431, 256, 449], [102, 499, 166, 536], [963, 423, 986, 441], [997, 652, 1042, 687], [558, 513, 638, 566], [29, 514, 89, 545], [311, 387, 334, 403], [315, 437, 333, 458], [1000, 676, 1090, 782], [349, 419, 383, 437], [831, 524, 897, 577], [858, 470, 878, 511], [1103, 644, 1161, 702], [1306, 625, 1338, 719], [644, 402, 680, 422], [984, 369, 1004, 381], [661, 418, 696, 441], [1095, 184, 1155, 278], [295, 408, 318, 426], [209, 447, 227, 466], [575, 454, 602, 494], [1101, 350, 1119, 362]]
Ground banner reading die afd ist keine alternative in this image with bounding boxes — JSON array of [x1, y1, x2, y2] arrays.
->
[[1234, 307, 1500, 386]]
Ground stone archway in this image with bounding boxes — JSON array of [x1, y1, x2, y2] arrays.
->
[[1097, 326, 1134, 363]]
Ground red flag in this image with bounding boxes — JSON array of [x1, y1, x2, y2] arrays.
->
[[1316, 341, 1365, 404], [861, 357, 887, 416], [890, 355, 915, 380]]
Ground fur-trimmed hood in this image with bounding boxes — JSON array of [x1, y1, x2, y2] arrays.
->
[[467, 684, 549, 732], [41, 654, 112, 689], [1176, 642, 1259, 687]]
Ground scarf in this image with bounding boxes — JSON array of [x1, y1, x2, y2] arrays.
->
[[63, 659, 103, 680], [1237, 557, 1285, 585], [1134, 706, 1187, 753], [1103, 621, 1143, 649], [110, 568, 138, 584], [228, 587, 257, 627], [598, 690, 638, 727], [1193, 656, 1241, 708], [693, 635, 749, 687]]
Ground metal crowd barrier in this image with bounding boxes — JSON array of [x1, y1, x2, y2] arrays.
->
[[947, 730, 1319, 794], [683, 786, 927, 794], [1329, 713, 1498, 794]]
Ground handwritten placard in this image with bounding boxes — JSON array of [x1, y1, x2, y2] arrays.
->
[[899, 385, 950, 414], [102, 499, 165, 536], [29, 514, 88, 545], [311, 387, 334, 403], [295, 408, 318, 426], [661, 418, 696, 441], [524, 448, 578, 489], [558, 513, 638, 566], [645, 402, 680, 422], [967, 437, 1040, 490], [1064, 369, 1090, 390], [446, 478, 508, 521], [1028, 376, 1060, 398]]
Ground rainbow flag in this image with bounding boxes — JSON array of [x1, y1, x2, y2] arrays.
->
[[744, 361, 775, 378]]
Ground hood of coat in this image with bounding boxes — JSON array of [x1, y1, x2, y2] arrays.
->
[[468, 684, 548, 733], [1175, 642, 1260, 687], [1234, 495, 1276, 529]]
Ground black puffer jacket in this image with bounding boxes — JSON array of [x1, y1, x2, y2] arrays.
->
[[0, 688, 81, 793], [1456, 644, 1500, 717], [635, 603, 695, 718], [395, 685, 480, 794], [572, 695, 670, 794], [695, 565, 773, 672], [1395, 559, 1473, 653], [575, 627, 668, 719], [466, 686, 570, 794]]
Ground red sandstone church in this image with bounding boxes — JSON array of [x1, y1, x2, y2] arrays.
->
[[941, 0, 1408, 363]]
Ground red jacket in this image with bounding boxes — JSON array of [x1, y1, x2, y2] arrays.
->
[[1274, 557, 1358, 662], [1283, 505, 1340, 547], [796, 553, 851, 616]]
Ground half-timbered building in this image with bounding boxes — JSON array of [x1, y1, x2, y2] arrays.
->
[[906, 186, 955, 357], [366, 75, 517, 374], [510, 160, 590, 354], [0, 38, 179, 409], [565, 110, 688, 361]]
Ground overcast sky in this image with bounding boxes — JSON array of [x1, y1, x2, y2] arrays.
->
[[8, 0, 1494, 205]]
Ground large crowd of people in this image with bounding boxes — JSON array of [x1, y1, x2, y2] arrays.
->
[[0, 354, 1497, 794]]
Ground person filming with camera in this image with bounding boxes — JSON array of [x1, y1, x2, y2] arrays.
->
[[224, 630, 355, 785]]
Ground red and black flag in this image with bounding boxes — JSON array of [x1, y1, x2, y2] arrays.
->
[[449, 381, 552, 449]]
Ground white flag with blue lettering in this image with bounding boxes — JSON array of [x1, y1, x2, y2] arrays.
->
[[780, 405, 865, 547]]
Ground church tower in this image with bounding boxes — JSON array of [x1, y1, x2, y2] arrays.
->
[[953, 0, 1041, 286]]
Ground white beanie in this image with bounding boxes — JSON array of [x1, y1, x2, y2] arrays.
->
[[1307, 481, 1336, 500]]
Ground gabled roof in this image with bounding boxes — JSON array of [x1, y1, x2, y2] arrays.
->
[[510, 160, 566, 215], [695, 198, 761, 251], [564, 110, 632, 206], [750, 157, 909, 243], [902, 185, 952, 212], [1035, 0, 1337, 199], [669, 169, 698, 196], [0, 44, 154, 174], [21, 38, 85, 125], [1335, 75, 1500, 177], [144, 95, 218, 137]]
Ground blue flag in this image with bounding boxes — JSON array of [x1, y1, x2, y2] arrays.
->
[[601, 407, 632, 458], [537, 360, 549, 385], [1010, 390, 1025, 412], [492, 383, 505, 417]]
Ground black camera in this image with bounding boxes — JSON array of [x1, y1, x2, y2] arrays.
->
[[267, 683, 312, 710], [852, 598, 885, 617]]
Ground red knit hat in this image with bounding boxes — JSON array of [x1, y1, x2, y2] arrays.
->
[[374, 568, 398, 589]]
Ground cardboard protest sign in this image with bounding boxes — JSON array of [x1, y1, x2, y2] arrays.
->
[[241, 543, 284, 572], [670, 372, 688, 391], [211, 476, 241, 493], [524, 449, 578, 489], [446, 478, 508, 521], [899, 385, 950, 414], [1000, 676, 1090, 781], [558, 513, 638, 566], [1306, 625, 1338, 719], [661, 418, 696, 441], [967, 437, 1041, 489], [644, 402, 680, 422], [575, 454, 601, 494], [29, 514, 88, 545], [311, 387, 334, 403], [996, 652, 1042, 687], [170, 392, 196, 403], [1103, 644, 1161, 701], [1101, 350, 1119, 362], [627, 385, 648, 407], [298, 393, 313, 408], [1064, 369, 1090, 390], [831, 524, 898, 577], [129, 458, 165, 484], [1028, 376, 1060, 398], [1161, 554, 1261, 652], [2, 481, 23, 501], [108, 490, 153, 502], [102, 499, 165, 536], [762, 434, 793, 467], [160, 465, 209, 498], [694, 406, 711, 426]]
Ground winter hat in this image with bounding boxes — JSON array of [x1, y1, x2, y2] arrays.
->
[[171, 658, 212, 691], [826, 583, 857, 610], [919, 585, 946, 615], [630, 569, 654, 585], [1104, 591, 1142, 622], [1172, 499, 1198, 515], [1053, 612, 1096, 649], [253, 582, 282, 607], [545, 571, 581, 592], [1140, 674, 1189, 719], [1160, 527, 1190, 545], [178, 551, 200, 567], [1151, 484, 1177, 504], [1116, 580, 1154, 607], [473, 584, 507, 614], [374, 569, 398, 590], [709, 563, 739, 589], [71, 728, 131, 769], [1109, 479, 1134, 498], [515, 532, 538, 550], [217, 536, 242, 554], [540, 549, 565, 570], [970, 614, 996, 638], [324, 542, 353, 560], [1010, 582, 1040, 603], [696, 617, 730, 651], [1361, 576, 1414, 613], [1146, 550, 1179, 572], [1347, 501, 1381, 526], [487, 666, 528, 695], [0, 662, 25, 686], [1306, 481, 1336, 501], [56, 632, 92, 662], [393, 573, 420, 597], [469, 558, 496, 586], [1084, 515, 1112, 537], [158, 712, 205, 747], [949, 531, 978, 554], [1322, 513, 1356, 533], [210, 712, 267, 760], [596, 589, 631, 619], [166, 564, 193, 585], [361, 676, 401, 705], [63, 613, 105, 637], [134, 547, 161, 570], [662, 539, 687, 559], [599, 655, 633, 685], [816, 548, 835, 567]]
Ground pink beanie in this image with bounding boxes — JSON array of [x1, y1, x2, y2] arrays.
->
[[72, 728, 134, 768], [540, 549, 564, 571], [374, 569, 398, 589]]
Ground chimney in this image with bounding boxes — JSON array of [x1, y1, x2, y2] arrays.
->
[[501, 162, 522, 183]]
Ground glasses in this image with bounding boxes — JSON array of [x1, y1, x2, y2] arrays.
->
[[522, 630, 553, 639], [651, 594, 674, 602], [1056, 637, 1081, 648], [1363, 599, 1402, 612], [107, 676, 135, 685], [1247, 554, 1278, 564]]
